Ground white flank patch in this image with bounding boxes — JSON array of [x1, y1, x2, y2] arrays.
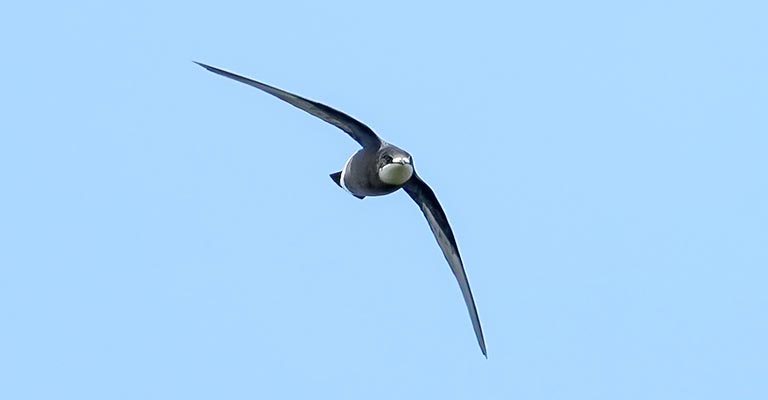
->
[[378, 163, 414, 185], [339, 153, 355, 193]]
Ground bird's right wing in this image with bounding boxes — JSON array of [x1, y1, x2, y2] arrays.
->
[[403, 174, 487, 357], [195, 62, 382, 149]]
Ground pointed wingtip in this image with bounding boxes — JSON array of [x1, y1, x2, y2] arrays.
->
[[193, 61, 211, 70]]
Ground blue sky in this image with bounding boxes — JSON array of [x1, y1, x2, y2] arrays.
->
[[1, 1, 766, 398]]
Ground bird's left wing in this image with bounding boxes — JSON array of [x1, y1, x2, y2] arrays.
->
[[194, 62, 382, 149], [402, 174, 487, 357]]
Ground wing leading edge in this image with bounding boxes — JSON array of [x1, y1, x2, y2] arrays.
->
[[403, 174, 487, 357], [195, 62, 382, 149]]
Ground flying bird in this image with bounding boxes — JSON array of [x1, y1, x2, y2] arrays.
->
[[195, 62, 487, 357]]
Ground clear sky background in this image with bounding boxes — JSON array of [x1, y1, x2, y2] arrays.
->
[[1, 1, 766, 399]]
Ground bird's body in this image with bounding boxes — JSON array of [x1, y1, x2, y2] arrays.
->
[[195, 62, 487, 357], [333, 144, 413, 198]]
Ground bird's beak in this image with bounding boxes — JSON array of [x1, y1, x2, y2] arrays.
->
[[393, 156, 411, 165]]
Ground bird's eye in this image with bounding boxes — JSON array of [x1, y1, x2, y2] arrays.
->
[[383, 155, 393, 163]]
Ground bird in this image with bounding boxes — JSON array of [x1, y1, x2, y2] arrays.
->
[[195, 62, 487, 357]]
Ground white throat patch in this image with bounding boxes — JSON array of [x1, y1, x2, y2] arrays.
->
[[378, 163, 414, 185]]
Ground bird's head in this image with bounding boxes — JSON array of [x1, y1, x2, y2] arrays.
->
[[377, 148, 413, 186]]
